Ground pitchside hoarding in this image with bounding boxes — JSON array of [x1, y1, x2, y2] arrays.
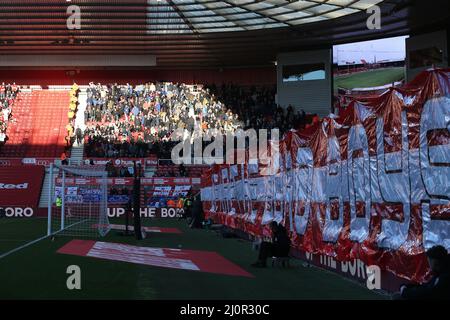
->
[[0, 172, 200, 218], [0, 166, 45, 218]]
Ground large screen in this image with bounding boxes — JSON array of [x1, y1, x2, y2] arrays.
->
[[332, 35, 408, 93], [333, 35, 408, 66], [282, 63, 326, 82]]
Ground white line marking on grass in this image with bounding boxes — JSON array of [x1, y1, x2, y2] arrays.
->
[[0, 239, 42, 242], [0, 234, 50, 260], [0, 219, 88, 260]]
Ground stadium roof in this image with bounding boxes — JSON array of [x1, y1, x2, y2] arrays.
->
[[0, 0, 449, 67], [97, 0, 385, 34]]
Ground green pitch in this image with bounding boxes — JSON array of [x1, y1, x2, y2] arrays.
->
[[0, 217, 385, 300], [334, 67, 405, 92]]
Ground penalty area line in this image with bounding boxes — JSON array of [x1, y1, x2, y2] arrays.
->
[[0, 219, 89, 260]]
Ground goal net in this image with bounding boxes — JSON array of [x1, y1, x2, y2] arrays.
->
[[47, 164, 110, 237]]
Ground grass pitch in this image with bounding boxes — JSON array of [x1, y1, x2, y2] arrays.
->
[[334, 67, 405, 92], [0, 217, 385, 300]]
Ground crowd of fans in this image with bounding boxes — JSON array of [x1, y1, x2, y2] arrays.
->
[[0, 80, 318, 159], [82, 82, 243, 159], [81, 81, 317, 159], [0, 83, 20, 148], [207, 83, 314, 134]]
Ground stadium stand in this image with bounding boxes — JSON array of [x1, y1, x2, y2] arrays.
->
[[0, 0, 449, 302], [81, 82, 316, 160], [0, 83, 19, 150], [208, 84, 316, 133], [0, 90, 72, 158]]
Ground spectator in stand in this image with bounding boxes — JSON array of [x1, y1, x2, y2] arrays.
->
[[119, 165, 130, 177], [0, 83, 19, 151], [75, 126, 83, 146], [0, 126, 6, 147], [179, 163, 187, 177], [60, 151, 68, 165]]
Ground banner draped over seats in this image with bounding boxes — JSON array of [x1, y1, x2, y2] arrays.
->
[[200, 69, 450, 283]]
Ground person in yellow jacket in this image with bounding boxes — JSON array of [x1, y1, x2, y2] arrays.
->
[[55, 195, 62, 208], [66, 123, 73, 135]]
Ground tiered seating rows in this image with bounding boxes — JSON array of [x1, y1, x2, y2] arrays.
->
[[1, 91, 70, 158]]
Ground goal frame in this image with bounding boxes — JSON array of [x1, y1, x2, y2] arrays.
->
[[47, 163, 110, 237]]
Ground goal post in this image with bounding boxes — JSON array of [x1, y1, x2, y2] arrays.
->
[[47, 163, 110, 238]]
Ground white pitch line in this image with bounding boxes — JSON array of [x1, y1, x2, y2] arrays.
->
[[0, 219, 89, 260], [0, 234, 50, 260]]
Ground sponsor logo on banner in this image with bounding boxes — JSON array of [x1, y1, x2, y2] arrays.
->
[[22, 158, 37, 165], [0, 207, 34, 217], [152, 178, 168, 184], [0, 183, 29, 189], [107, 207, 184, 218], [153, 186, 172, 196], [0, 159, 12, 166], [75, 178, 89, 185], [145, 159, 158, 166], [114, 178, 126, 185], [0, 166, 44, 214], [36, 159, 52, 166], [89, 158, 144, 167]]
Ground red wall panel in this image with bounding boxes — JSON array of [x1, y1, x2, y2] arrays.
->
[[0, 165, 45, 209]]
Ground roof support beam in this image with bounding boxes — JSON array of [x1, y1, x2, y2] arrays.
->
[[166, 0, 197, 34]]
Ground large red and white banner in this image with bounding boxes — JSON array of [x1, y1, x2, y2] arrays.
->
[[0, 165, 45, 216], [201, 69, 450, 284]]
